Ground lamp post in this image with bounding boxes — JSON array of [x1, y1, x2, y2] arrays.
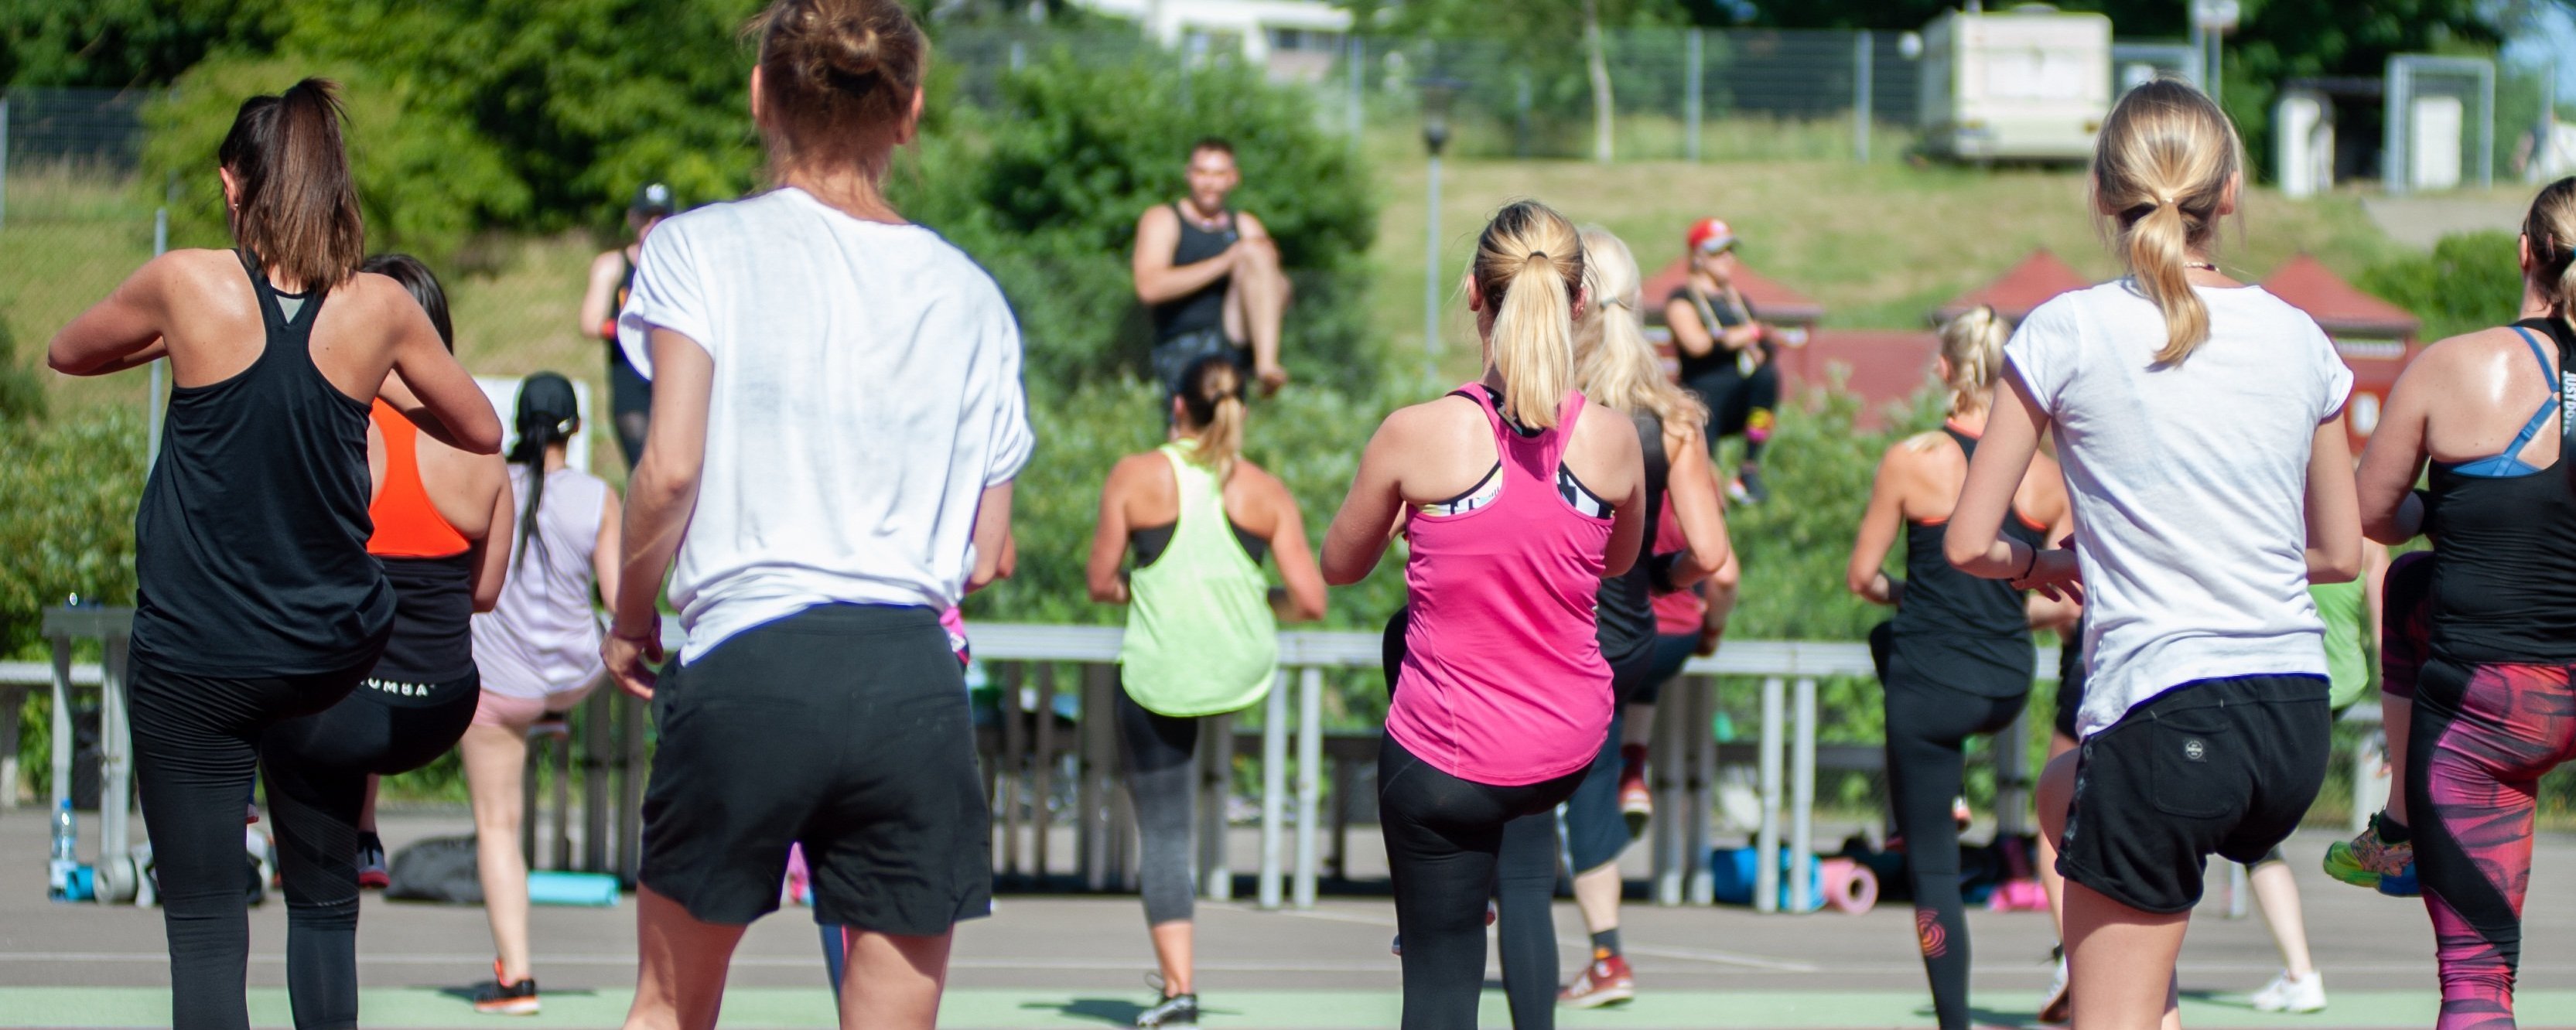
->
[[1420, 77, 1461, 385]]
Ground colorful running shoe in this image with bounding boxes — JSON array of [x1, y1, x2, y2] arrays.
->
[[2322, 812, 2414, 893], [1134, 992, 1198, 1028], [470, 961, 539, 1015], [1618, 745, 1652, 837], [357, 831, 390, 890], [1558, 951, 1636, 1008]]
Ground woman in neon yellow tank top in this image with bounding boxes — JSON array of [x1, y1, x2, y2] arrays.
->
[[1086, 354, 1329, 1027]]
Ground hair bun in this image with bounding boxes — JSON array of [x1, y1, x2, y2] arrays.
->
[[825, 12, 883, 81]]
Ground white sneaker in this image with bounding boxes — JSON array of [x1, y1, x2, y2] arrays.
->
[[2251, 970, 2326, 1014], [2038, 956, 2071, 1024]]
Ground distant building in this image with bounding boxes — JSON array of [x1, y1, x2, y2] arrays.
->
[[1071, 0, 1352, 80], [1933, 248, 2090, 325], [2262, 254, 2421, 449]]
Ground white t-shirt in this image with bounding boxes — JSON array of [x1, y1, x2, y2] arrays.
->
[[471, 466, 609, 698], [2005, 281, 2352, 737], [618, 187, 1033, 661]]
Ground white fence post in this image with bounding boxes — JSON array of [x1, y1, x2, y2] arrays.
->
[[1259, 668, 1289, 909], [1754, 676, 1785, 913], [1684, 29, 1703, 162], [1789, 677, 1816, 913], [1293, 666, 1324, 909]]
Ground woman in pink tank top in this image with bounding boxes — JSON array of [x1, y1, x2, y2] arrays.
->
[[1323, 200, 1646, 1029]]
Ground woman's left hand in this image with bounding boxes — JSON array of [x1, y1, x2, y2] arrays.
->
[[2013, 546, 2084, 605]]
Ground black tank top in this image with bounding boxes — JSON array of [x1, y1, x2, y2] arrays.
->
[[1151, 203, 1236, 343], [2424, 317, 2576, 665], [367, 554, 478, 690], [1886, 426, 2043, 697], [606, 252, 640, 364], [132, 251, 392, 676], [1594, 409, 1668, 667], [1669, 285, 1768, 385]]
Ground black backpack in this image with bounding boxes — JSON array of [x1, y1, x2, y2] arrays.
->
[[384, 835, 483, 904]]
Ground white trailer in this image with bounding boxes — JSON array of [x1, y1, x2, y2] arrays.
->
[[1918, 5, 2113, 162]]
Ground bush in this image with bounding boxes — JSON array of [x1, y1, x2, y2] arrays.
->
[[897, 50, 1381, 391], [0, 407, 145, 657], [2359, 230, 2524, 343]]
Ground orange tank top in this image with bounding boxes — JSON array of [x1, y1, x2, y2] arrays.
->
[[368, 399, 471, 558]]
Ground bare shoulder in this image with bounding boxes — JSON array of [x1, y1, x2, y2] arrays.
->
[[591, 248, 627, 275], [1107, 450, 1168, 486], [1381, 392, 1483, 442], [1235, 210, 1271, 239], [1570, 400, 1641, 452], [1136, 203, 1177, 233]]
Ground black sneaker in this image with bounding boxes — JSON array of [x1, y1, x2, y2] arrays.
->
[[1136, 993, 1197, 1028], [472, 962, 540, 1016]]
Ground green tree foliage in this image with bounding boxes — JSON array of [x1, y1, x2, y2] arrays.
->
[[896, 50, 1381, 390], [0, 0, 289, 88], [0, 315, 47, 425], [2361, 230, 2526, 343], [0, 407, 144, 657]]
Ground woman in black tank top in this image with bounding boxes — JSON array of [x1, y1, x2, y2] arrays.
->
[[1845, 307, 2072, 1030], [2347, 176, 2576, 1028], [46, 80, 499, 1030]]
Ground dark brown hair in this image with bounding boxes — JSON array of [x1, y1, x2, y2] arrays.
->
[[751, 0, 928, 177], [2524, 176, 2576, 326], [1190, 137, 1235, 160], [217, 78, 363, 290], [358, 253, 451, 352]]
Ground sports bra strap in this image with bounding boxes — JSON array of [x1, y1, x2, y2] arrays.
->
[[2509, 326, 2558, 453]]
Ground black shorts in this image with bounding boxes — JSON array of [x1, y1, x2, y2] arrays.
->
[[639, 603, 991, 934], [2053, 630, 2086, 742], [2056, 674, 2331, 914]]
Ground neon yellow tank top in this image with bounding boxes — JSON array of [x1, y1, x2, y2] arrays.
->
[[1118, 443, 1279, 716]]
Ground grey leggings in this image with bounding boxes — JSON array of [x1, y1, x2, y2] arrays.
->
[[1117, 690, 1204, 926]]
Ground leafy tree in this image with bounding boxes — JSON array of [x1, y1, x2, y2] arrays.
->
[[0, 0, 289, 88]]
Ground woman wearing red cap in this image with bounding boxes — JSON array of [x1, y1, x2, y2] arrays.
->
[[1663, 217, 1783, 504]]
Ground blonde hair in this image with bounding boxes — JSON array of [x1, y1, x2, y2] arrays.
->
[[2093, 77, 2243, 366], [1575, 226, 1707, 431], [2525, 176, 2576, 328], [1473, 200, 1585, 428], [1174, 354, 1245, 478], [1937, 305, 2008, 416]]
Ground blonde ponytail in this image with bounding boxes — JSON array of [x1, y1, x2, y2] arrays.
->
[[1174, 354, 1246, 478], [1473, 200, 1584, 428], [1576, 225, 1707, 428], [1937, 305, 2007, 416], [2093, 77, 2240, 366]]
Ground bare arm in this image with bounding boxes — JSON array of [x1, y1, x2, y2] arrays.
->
[[50, 255, 177, 376], [1132, 206, 1238, 305], [1946, 366, 2075, 596], [579, 251, 624, 340], [970, 482, 1016, 593], [1847, 443, 1911, 605], [2356, 367, 2431, 544], [1660, 429, 1733, 588], [1583, 410, 1649, 579], [1085, 458, 1143, 604], [467, 480, 514, 613], [1664, 296, 1717, 360], [1321, 414, 1415, 585], [2303, 415, 2364, 584], [1262, 474, 1330, 622], [601, 327, 711, 699], [383, 295, 504, 454], [592, 486, 624, 610]]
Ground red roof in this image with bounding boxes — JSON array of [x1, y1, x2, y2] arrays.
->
[[1640, 256, 1826, 326], [2262, 254, 2420, 339], [1935, 249, 2093, 323], [1781, 329, 1942, 431]]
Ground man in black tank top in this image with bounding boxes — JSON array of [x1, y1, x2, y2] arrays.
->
[[1133, 138, 1290, 401]]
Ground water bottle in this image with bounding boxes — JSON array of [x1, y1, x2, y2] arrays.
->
[[48, 800, 77, 901]]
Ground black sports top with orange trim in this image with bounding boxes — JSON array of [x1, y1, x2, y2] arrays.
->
[[1888, 424, 2047, 697]]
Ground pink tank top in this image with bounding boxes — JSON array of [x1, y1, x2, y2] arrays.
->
[[1650, 495, 1707, 634], [1387, 387, 1616, 786]]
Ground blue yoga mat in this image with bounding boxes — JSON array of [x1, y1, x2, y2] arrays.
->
[[525, 871, 620, 907]]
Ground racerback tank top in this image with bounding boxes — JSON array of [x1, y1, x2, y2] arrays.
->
[[1118, 441, 1280, 717], [471, 465, 612, 699], [1886, 425, 2045, 697], [362, 401, 477, 691], [2423, 319, 2576, 665], [132, 250, 392, 676], [1593, 408, 1667, 667], [1150, 203, 1236, 343], [1389, 387, 1615, 787]]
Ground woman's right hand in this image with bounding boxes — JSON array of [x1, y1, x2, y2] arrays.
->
[[602, 620, 663, 700], [2013, 542, 2085, 605]]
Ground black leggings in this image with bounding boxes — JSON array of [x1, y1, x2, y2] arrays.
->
[[129, 654, 376, 1030], [608, 344, 651, 469], [1382, 738, 1584, 1030], [1686, 360, 1779, 466], [1882, 674, 2028, 1030], [1115, 689, 1207, 926], [255, 675, 480, 1028]]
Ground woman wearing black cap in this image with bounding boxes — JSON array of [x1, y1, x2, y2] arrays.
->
[[581, 182, 674, 469], [460, 371, 622, 1015]]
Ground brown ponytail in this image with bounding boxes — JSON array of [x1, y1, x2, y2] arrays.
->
[[751, 0, 928, 179], [2092, 77, 2241, 366], [1174, 355, 1246, 479], [2523, 176, 2576, 332], [217, 78, 363, 290], [1474, 200, 1584, 428]]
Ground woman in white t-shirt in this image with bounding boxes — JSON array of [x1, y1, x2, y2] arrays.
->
[[599, 1, 1032, 1027], [1941, 78, 2362, 1030], [459, 372, 619, 1016]]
